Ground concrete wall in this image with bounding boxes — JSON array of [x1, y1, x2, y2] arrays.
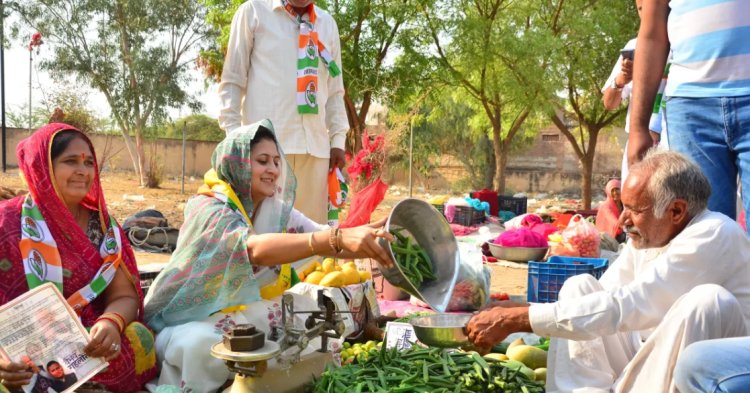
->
[[3, 127, 217, 177], [3, 125, 625, 195]]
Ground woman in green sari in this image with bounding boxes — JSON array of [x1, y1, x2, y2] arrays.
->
[[143, 119, 393, 391]]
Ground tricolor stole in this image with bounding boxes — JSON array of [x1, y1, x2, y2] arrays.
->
[[198, 169, 297, 301], [281, 0, 342, 114], [20, 195, 123, 314]]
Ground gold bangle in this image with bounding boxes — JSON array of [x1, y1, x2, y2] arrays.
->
[[329, 227, 338, 252], [308, 232, 316, 255], [336, 227, 344, 254]]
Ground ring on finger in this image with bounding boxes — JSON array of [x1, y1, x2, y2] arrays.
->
[[110, 342, 121, 352]]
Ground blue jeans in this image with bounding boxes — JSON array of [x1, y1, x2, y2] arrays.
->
[[666, 95, 750, 231], [674, 337, 750, 393]]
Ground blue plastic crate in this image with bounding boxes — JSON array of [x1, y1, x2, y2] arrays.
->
[[527, 256, 609, 303]]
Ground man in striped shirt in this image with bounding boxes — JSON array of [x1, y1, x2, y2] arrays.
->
[[628, 0, 750, 232]]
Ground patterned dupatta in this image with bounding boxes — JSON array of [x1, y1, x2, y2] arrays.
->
[[0, 123, 143, 322], [144, 119, 298, 331]]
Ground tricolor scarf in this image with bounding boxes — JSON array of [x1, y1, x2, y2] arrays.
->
[[649, 62, 671, 132], [281, 0, 342, 114], [20, 194, 123, 314], [198, 169, 297, 300]]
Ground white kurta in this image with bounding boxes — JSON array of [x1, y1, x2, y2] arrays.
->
[[218, 0, 349, 158], [529, 210, 750, 392]]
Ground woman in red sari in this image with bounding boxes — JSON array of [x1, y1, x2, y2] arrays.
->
[[0, 124, 157, 392], [595, 179, 625, 242]]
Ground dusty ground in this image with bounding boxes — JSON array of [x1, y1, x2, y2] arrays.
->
[[1, 169, 548, 297]]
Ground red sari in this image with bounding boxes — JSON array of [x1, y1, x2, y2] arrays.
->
[[595, 179, 623, 239], [0, 124, 157, 392]]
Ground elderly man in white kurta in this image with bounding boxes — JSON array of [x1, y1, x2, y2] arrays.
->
[[466, 150, 750, 393], [219, 0, 349, 224]]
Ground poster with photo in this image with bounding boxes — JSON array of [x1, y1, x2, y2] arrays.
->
[[0, 283, 108, 393]]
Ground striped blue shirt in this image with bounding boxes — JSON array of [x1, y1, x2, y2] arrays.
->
[[667, 0, 750, 97]]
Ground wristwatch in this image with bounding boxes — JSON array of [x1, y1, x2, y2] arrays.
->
[[610, 77, 624, 91]]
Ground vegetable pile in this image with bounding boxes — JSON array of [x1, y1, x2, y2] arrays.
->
[[313, 345, 545, 393], [389, 228, 436, 288]]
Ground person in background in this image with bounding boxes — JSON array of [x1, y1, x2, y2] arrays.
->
[[218, 0, 349, 224], [466, 150, 750, 391], [595, 179, 625, 242], [628, 0, 750, 231], [674, 337, 750, 393], [0, 124, 157, 393], [144, 120, 393, 392]]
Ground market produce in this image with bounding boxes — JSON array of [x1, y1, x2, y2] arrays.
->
[[389, 227, 436, 289], [303, 259, 369, 287], [313, 345, 545, 392], [506, 345, 547, 370], [534, 368, 547, 383], [340, 340, 382, 364]]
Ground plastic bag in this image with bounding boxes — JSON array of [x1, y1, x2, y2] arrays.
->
[[549, 214, 600, 257], [445, 244, 489, 311], [340, 179, 388, 228], [409, 243, 489, 312], [494, 227, 548, 248]]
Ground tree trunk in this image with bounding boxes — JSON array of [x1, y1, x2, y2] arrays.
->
[[491, 124, 507, 194], [134, 130, 148, 187], [118, 126, 141, 175], [581, 155, 593, 210], [343, 93, 362, 153], [482, 134, 495, 189]]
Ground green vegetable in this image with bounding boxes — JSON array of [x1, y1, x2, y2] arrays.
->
[[389, 227, 436, 288], [312, 346, 545, 392]]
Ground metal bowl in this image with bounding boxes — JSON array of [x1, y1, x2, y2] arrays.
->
[[487, 243, 548, 262], [410, 313, 472, 348], [377, 198, 460, 312]]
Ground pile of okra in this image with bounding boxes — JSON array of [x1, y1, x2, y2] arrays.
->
[[389, 227, 436, 288], [312, 346, 544, 393]]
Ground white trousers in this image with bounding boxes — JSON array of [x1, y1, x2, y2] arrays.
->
[[545, 275, 747, 393], [287, 154, 329, 225]]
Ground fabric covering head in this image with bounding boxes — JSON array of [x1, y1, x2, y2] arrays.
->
[[144, 119, 297, 331]]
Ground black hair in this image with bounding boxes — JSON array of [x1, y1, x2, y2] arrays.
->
[[250, 126, 277, 149], [46, 360, 61, 370], [50, 130, 86, 161]]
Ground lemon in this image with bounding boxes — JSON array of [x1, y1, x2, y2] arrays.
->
[[341, 268, 361, 286], [319, 271, 345, 287], [358, 271, 372, 282], [322, 258, 337, 273], [304, 271, 326, 285]]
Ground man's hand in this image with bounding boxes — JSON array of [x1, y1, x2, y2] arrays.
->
[[617, 59, 633, 87], [329, 148, 346, 170], [649, 131, 661, 146], [466, 306, 532, 354], [627, 128, 654, 167]]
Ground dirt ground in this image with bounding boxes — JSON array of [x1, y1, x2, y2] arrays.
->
[[1, 169, 534, 297]]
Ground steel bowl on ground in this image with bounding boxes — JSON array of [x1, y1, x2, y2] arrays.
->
[[409, 313, 472, 348], [487, 243, 548, 263], [377, 198, 460, 313]]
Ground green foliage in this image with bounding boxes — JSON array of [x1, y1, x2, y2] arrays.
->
[[9, 0, 211, 186], [162, 114, 224, 141]]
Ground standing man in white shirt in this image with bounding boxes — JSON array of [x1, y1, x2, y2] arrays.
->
[[219, 0, 349, 224], [466, 150, 750, 392]]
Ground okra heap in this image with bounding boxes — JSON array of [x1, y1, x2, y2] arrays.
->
[[389, 227, 436, 288]]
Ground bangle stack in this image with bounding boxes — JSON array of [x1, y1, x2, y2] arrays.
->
[[329, 227, 344, 254], [96, 312, 126, 334]]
